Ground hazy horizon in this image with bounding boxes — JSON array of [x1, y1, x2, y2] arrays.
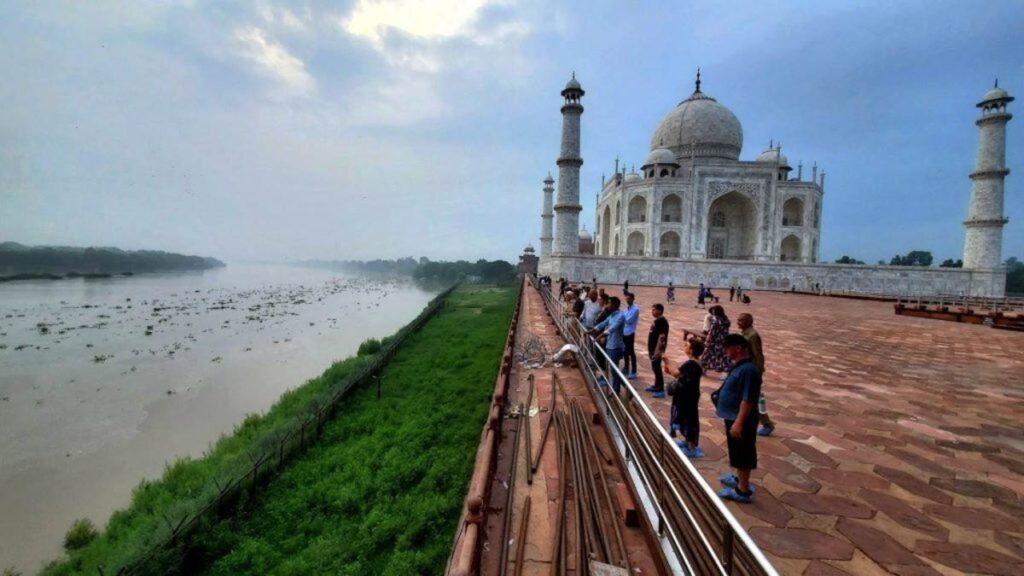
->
[[2, 0, 1021, 265]]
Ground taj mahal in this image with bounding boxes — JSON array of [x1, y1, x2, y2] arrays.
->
[[535, 71, 1013, 297]]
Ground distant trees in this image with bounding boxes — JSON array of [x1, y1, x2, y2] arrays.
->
[[0, 242, 224, 275], [939, 259, 963, 268], [890, 251, 933, 267], [304, 257, 517, 284], [834, 255, 865, 265], [413, 258, 516, 284]]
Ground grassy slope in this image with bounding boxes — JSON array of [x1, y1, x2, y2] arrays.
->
[[43, 354, 375, 575], [189, 285, 514, 575]]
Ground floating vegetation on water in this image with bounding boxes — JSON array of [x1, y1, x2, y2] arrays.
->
[[92, 354, 111, 363]]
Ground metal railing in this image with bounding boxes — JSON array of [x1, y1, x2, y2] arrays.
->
[[897, 293, 1024, 314], [530, 277, 778, 576]]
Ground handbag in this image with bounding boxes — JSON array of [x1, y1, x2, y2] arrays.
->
[[710, 384, 723, 407], [666, 378, 681, 396]]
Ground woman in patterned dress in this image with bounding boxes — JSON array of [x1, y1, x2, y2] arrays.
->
[[700, 305, 732, 373]]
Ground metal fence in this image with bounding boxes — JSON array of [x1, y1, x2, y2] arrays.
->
[[531, 277, 778, 576]]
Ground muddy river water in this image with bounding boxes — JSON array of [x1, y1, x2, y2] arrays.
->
[[0, 265, 437, 573]]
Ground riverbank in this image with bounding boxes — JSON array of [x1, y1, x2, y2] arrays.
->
[[36, 284, 515, 575], [0, 266, 438, 574]]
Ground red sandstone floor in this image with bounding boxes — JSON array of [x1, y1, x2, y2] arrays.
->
[[481, 284, 664, 575], [601, 286, 1023, 576]]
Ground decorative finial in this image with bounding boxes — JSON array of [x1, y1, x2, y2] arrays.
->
[[572, 71, 576, 80], [769, 138, 773, 149], [695, 67, 702, 93], [995, 78, 999, 88]]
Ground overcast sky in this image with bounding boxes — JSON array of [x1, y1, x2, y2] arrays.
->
[[1, 0, 1021, 264]]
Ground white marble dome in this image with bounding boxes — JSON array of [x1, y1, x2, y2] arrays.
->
[[650, 90, 743, 161], [643, 147, 677, 167], [755, 147, 791, 169]]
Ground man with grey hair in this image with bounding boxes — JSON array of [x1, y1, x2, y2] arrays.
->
[[581, 289, 602, 329]]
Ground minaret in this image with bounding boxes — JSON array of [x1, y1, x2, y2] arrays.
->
[[553, 73, 584, 255], [964, 80, 1013, 269], [540, 173, 555, 258]]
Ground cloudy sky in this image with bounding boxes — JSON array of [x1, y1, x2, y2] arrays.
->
[[1, 0, 1021, 264]]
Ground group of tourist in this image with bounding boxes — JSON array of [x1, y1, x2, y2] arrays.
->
[[557, 278, 774, 504]]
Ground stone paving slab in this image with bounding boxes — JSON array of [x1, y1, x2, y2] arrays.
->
[[589, 286, 1024, 575]]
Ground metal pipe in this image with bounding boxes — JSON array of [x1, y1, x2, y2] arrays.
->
[[512, 496, 532, 576]]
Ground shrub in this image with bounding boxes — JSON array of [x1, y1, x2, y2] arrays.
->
[[357, 338, 382, 356], [63, 519, 98, 552]]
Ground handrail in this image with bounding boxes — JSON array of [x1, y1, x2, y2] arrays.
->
[[530, 276, 779, 576]]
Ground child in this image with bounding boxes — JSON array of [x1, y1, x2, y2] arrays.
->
[[663, 339, 705, 458], [666, 282, 676, 304]]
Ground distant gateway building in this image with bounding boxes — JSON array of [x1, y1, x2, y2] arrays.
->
[[537, 72, 1012, 297]]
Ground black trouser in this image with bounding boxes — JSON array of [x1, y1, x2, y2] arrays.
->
[[650, 356, 664, 391], [623, 334, 636, 374], [672, 399, 700, 445]]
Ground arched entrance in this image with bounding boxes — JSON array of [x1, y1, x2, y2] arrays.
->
[[780, 234, 802, 262], [659, 231, 681, 258], [662, 194, 682, 223], [706, 192, 757, 260], [783, 197, 804, 226], [627, 231, 645, 256], [628, 196, 648, 223]]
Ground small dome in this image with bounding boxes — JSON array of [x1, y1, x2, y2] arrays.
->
[[523, 243, 535, 253], [625, 171, 642, 182], [755, 147, 791, 170], [978, 83, 1013, 107], [579, 228, 593, 240], [643, 147, 678, 167], [562, 73, 584, 97]]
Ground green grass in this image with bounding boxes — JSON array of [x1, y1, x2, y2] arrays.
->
[[191, 285, 514, 575]]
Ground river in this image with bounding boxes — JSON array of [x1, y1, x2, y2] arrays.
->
[[0, 264, 438, 573]]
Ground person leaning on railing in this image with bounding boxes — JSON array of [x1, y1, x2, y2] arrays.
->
[[588, 296, 625, 393]]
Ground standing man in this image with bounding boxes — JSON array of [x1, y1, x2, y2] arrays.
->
[[729, 286, 736, 302], [716, 334, 762, 503], [697, 283, 707, 309], [735, 285, 743, 303], [645, 303, 670, 398], [737, 313, 776, 436], [581, 289, 602, 329], [590, 296, 626, 394], [622, 291, 640, 379]]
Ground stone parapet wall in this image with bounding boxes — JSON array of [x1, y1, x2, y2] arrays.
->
[[538, 254, 1006, 297]]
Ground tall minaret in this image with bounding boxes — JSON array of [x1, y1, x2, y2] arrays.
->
[[964, 81, 1013, 269], [540, 173, 555, 257], [553, 73, 584, 255]]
